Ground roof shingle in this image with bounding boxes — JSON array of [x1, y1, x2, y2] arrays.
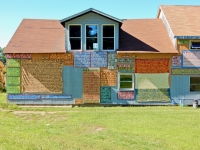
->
[[160, 5, 200, 36], [118, 19, 177, 53], [4, 19, 65, 53]]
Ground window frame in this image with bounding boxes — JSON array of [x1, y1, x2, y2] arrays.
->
[[190, 40, 200, 50], [190, 76, 200, 92], [102, 24, 115, 51], [68, 24, 82, 51], [118, 73, 134, 91], [85, 24, 98, 51]]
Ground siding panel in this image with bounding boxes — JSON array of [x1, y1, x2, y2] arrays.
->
[[62, 66, 83, 100], [171, 75, 200, 104]]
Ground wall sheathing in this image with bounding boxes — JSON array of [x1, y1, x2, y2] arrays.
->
[[7, 52, 179, 105]]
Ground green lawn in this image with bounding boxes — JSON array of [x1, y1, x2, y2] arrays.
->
[[0, 94, 200, 150]]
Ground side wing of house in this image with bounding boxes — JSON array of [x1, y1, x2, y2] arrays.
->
[[158, 5, 200, 105]]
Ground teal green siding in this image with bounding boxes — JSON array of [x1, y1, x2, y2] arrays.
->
[[171, 75, 200, 104], [62, 66, 83, 99]]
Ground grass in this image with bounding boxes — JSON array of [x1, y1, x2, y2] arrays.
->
[[0, 93, 200, 149]]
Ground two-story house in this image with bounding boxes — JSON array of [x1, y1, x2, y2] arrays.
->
[[4, 6, 200, 105]]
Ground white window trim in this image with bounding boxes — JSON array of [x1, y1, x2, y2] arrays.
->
[[190, 40, 200, 50], [68, 24, 82, 51], [102, 24, 115, 51], [85, 24, 98, 51], [118, 73, 134, 91]]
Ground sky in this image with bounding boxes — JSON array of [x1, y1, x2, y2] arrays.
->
[[1, 0, 200, 48]]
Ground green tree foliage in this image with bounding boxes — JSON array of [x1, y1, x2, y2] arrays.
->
[[0, 47, 6, 64]]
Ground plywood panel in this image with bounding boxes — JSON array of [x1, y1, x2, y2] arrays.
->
[[49, 53, 74, 66], [83, 68, 100, 103], [62, 66, 83, 99], [100, 69, 117, 86], [171, 68, 200, 75], [172, 56, 181, 67], [74, 52, 90, 67], [136, 89, 170, 102], [6, 54, 31, 59], [32, 54, 49, 60], [7, 86, 20, 94], [135, 73, 169, 89], [135, 59, 169, 73], [21, 60, 62, 93], [108, 52, 117, 69], [117, 58, 134, 73], [182, 50, 200, 67], [100, 87, 111, 103], [7, 77, 20, 85], [91, 52, 107, 67], [118, 91, 134, 99], [6, 68, 20, 76], [177, 44, 189, 54], [7, 59, 20, 67]]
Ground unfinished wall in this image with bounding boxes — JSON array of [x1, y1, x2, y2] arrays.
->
[[21, 60, 62, 93]]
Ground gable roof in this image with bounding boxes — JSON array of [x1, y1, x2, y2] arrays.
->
[[4, 19, 65, 53], [118, 19, 177, 53], [60, 8, 122, 24], [159, 5, 200, 37]]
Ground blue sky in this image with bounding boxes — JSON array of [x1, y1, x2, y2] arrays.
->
[[1, 0, 200, 48]]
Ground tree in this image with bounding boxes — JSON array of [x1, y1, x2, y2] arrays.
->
[[0, 47, 6, 64]]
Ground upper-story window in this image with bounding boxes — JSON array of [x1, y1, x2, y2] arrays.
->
[[103, 25, 114, 50], [86, 25, 98, 50], [69, 25, 81, 50], [191, 41, 200, 49]]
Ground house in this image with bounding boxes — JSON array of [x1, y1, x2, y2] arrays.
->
[[4, 6, 200, 105]]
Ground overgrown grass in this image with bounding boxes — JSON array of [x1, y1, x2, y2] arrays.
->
[[0, 104, 200, 150]]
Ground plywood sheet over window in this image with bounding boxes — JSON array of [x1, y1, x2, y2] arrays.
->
[[100, 69, 117, 86], [21, 60, 62, 93], [135, 59, 169, 73], [83, 68, 100, 103]]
